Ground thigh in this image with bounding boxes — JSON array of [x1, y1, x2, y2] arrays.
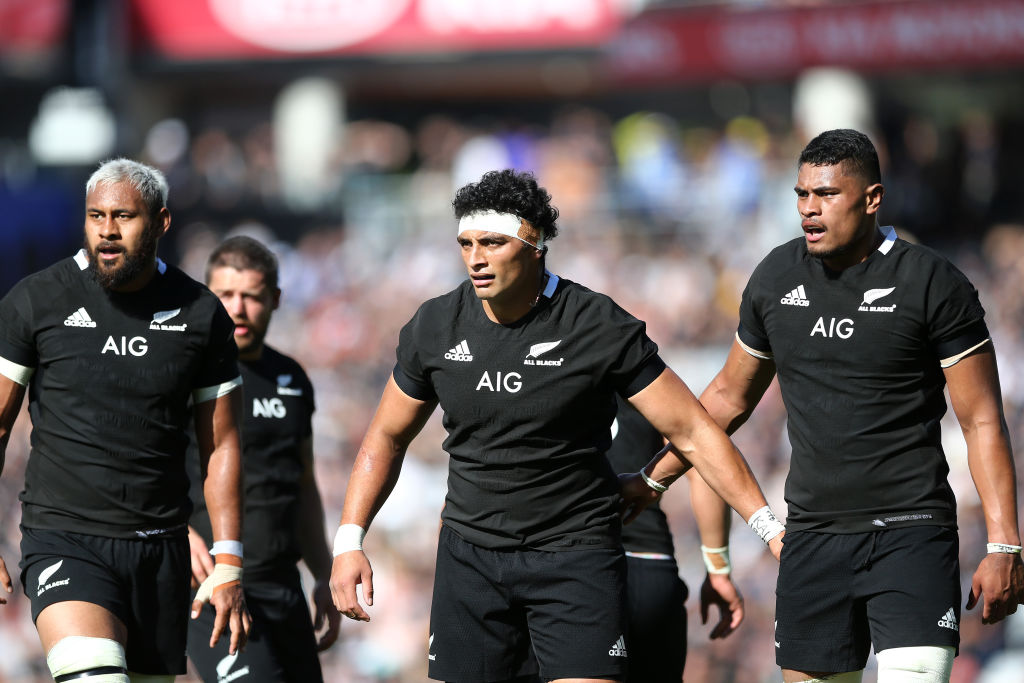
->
[[775, 531, 872, 674], [523, 547, 628, 682], [862, 527, 960, 653], [428, 527, 538, 683], [624, 556, 686, 683], [187, 595, 285, 683]]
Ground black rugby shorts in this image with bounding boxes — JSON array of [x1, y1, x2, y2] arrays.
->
[[775, 526, 960, 673], [428, 525, 629, 682], [187, 565, 322, 683], [20, 526, 191, 676], [624, 554, 688, 683]]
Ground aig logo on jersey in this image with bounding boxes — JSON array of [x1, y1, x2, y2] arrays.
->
[[858, 287, 897, 313], [102, 336, 148, 356], [253, 397, 286, 418], [523, 340, 563, 366]]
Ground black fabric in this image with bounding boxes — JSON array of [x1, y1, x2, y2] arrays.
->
[[624, 555, 687, 683], [187, 566, 322, 683], [187, 346, 315, 574], [428, 526, 628, 682], [775, 527, 961, 672], [606, 395, 675, 555], [737, 230, 987, 532], [20, 526, 191, 675], [0, 252, 239, 538], [394, 274, 665, 551]]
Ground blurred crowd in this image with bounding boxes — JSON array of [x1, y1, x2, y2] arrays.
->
[[1, 102, 1023, 682]]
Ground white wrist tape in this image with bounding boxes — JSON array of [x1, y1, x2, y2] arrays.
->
[[987, 542, 1023, 554], [209, 540, 243, 558], [700, 545, 731, 575], [747, 505, 785, 545], [194, 563, 243, 605], [332, 524, 366, 557], [640, 470, 668, 493]]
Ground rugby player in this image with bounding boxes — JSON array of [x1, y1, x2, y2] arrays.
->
[[698, 129, 1024, 682], [185, 236, 339, 682], [329, 169, 783, 682], [0, 158, 250, 682]]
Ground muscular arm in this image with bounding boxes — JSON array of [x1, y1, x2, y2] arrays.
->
[[295, 435, 341, 650], [193, 388, 250, 652], [945, 346, 1024, 623], [330, 376, 437, 621], [0, 374, 27, 604], [699, 338, 776, 437]]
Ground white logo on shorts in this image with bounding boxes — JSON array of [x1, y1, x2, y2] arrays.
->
[[608, 635, 628, 657], [428, 633, 436, 661], [36, 560, 70, 596], [937, 608, 959, 631], [216, 651, 251, 681]]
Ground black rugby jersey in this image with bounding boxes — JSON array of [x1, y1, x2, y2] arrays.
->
[[607, 395, 674, 555], [738, 227, 988, 532], [187, 346, 315, 574], [0, 250, 240, 538], [394, 273, 666, 551]]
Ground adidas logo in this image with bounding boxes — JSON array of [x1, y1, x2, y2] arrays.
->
[[444, 340, 473, 362], [937, 607, 958, 631], [608, 635, 628, 657], [780, 285, 810, 307], [64, 307, 97, 328]]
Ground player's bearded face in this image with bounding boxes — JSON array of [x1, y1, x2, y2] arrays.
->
[[84, 180, 167, 291], [207, 266, 278, 359], [86, 217, 161, 290]]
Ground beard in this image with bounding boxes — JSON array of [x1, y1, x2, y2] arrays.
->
[[86, 222, 161, 290]]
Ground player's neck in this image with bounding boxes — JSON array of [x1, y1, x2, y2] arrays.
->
[[481, 270, 546, 324], [239, 344, 264, 363], [822, 223, 884, 272], [108, 261, 159, 293]]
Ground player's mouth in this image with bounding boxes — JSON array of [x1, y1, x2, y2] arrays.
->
[[802, 222, 825, 243], [471, 274, 495, 288], [233, 324, 250, 336], [96, 244, 125, 262]]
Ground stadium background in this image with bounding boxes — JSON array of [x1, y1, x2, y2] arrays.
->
[[2, 0, 1024, 680]]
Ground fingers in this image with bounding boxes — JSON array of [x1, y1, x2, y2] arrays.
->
[[0, 556, 11, 604], [330, 552, 374, 622], [209, 602, 227, 648], [363, 566, 374, 607], [191, 599, 204, 620]]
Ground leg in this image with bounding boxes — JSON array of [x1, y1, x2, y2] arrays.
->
[[128, 676, 175, 682], [782, 672, 863, 682], [623, 556, 686, 683], [37, 601, 130, 683], [875, 646, 954, 682]]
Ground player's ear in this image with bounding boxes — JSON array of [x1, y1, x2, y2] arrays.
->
[[865, 183, 884, 215], [271, 287, 281, 311]]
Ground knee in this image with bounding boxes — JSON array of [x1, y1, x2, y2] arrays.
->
[[46, 636, 129, 682], [875, 646, 955, 683]]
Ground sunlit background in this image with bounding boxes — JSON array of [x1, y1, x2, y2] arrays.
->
[[2, 1, 1024, 681]]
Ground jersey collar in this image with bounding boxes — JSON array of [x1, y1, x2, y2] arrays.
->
[[877, 225, 897, 255], [541, 270, 559, 299], [73, 249, 167, 274]]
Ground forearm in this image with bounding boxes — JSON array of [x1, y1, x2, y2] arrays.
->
[[340, 434, 407, 531], [687, 468, 731, 548], [204, 442, 244, 545], [966, 421, 1020, 545]]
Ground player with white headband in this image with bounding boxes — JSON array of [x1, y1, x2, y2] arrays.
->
[[330, 168, 782, 683]]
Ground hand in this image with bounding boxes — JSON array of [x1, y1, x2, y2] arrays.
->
[[966, 552, 1024, 624], [700, 573, 744, 639], [311, 578, 341, 650], [187, 526, 215, 590], [0, 552, 12, 604], [617, 472, 662, 525], [330, 550, 374, 622], [768, 531, 785, 562], [194, 581, 252, 654]]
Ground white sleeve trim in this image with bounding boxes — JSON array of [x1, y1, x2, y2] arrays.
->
[[192, 375, 243, 404], [940, 338, 990, 368], [0, 356, 34, 385], [735, 332, 773, 360]]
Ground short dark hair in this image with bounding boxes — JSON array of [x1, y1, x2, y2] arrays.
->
[[798, 129, 881, 185], [206, 236, 279, 290], [452, 169, 559, 243]]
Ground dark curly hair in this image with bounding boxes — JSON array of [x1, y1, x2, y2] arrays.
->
[[452, 169, 559, 244], [798, 129, 881, 185]]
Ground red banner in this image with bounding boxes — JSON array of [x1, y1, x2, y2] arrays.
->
[[608, 0, 1024, 84], [130, 0, 621, 59], [0, 0, 67, 54]]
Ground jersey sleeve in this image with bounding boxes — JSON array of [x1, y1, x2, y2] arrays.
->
[[0, 279, 39, 385], [925, 256, 989, 367], [737, 261, 773, 359], [392, 307, 437, 401], [193, 302, 242, 403], [606, 305, 666, 398], [299, 364, 315, 437]]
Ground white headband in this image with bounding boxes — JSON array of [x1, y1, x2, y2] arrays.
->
[[458, 210, 544, 251]]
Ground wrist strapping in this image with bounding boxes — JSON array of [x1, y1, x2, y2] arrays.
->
[[747, 505, 785, 545], [700, 545, 731, 575], [209, 540, 243, 558], [640, 469, 668, 493], [987, 542, 1023, 554], [333, 524, 366, 556], [194, 563, 243, 605]]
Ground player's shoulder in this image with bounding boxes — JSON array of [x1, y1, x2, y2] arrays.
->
[[259, 344, 308, 377], [407, 280, 475, 325], [550, 276, 625, 314], [757, 235, 808, 271], [4, 252, 86, 298]]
